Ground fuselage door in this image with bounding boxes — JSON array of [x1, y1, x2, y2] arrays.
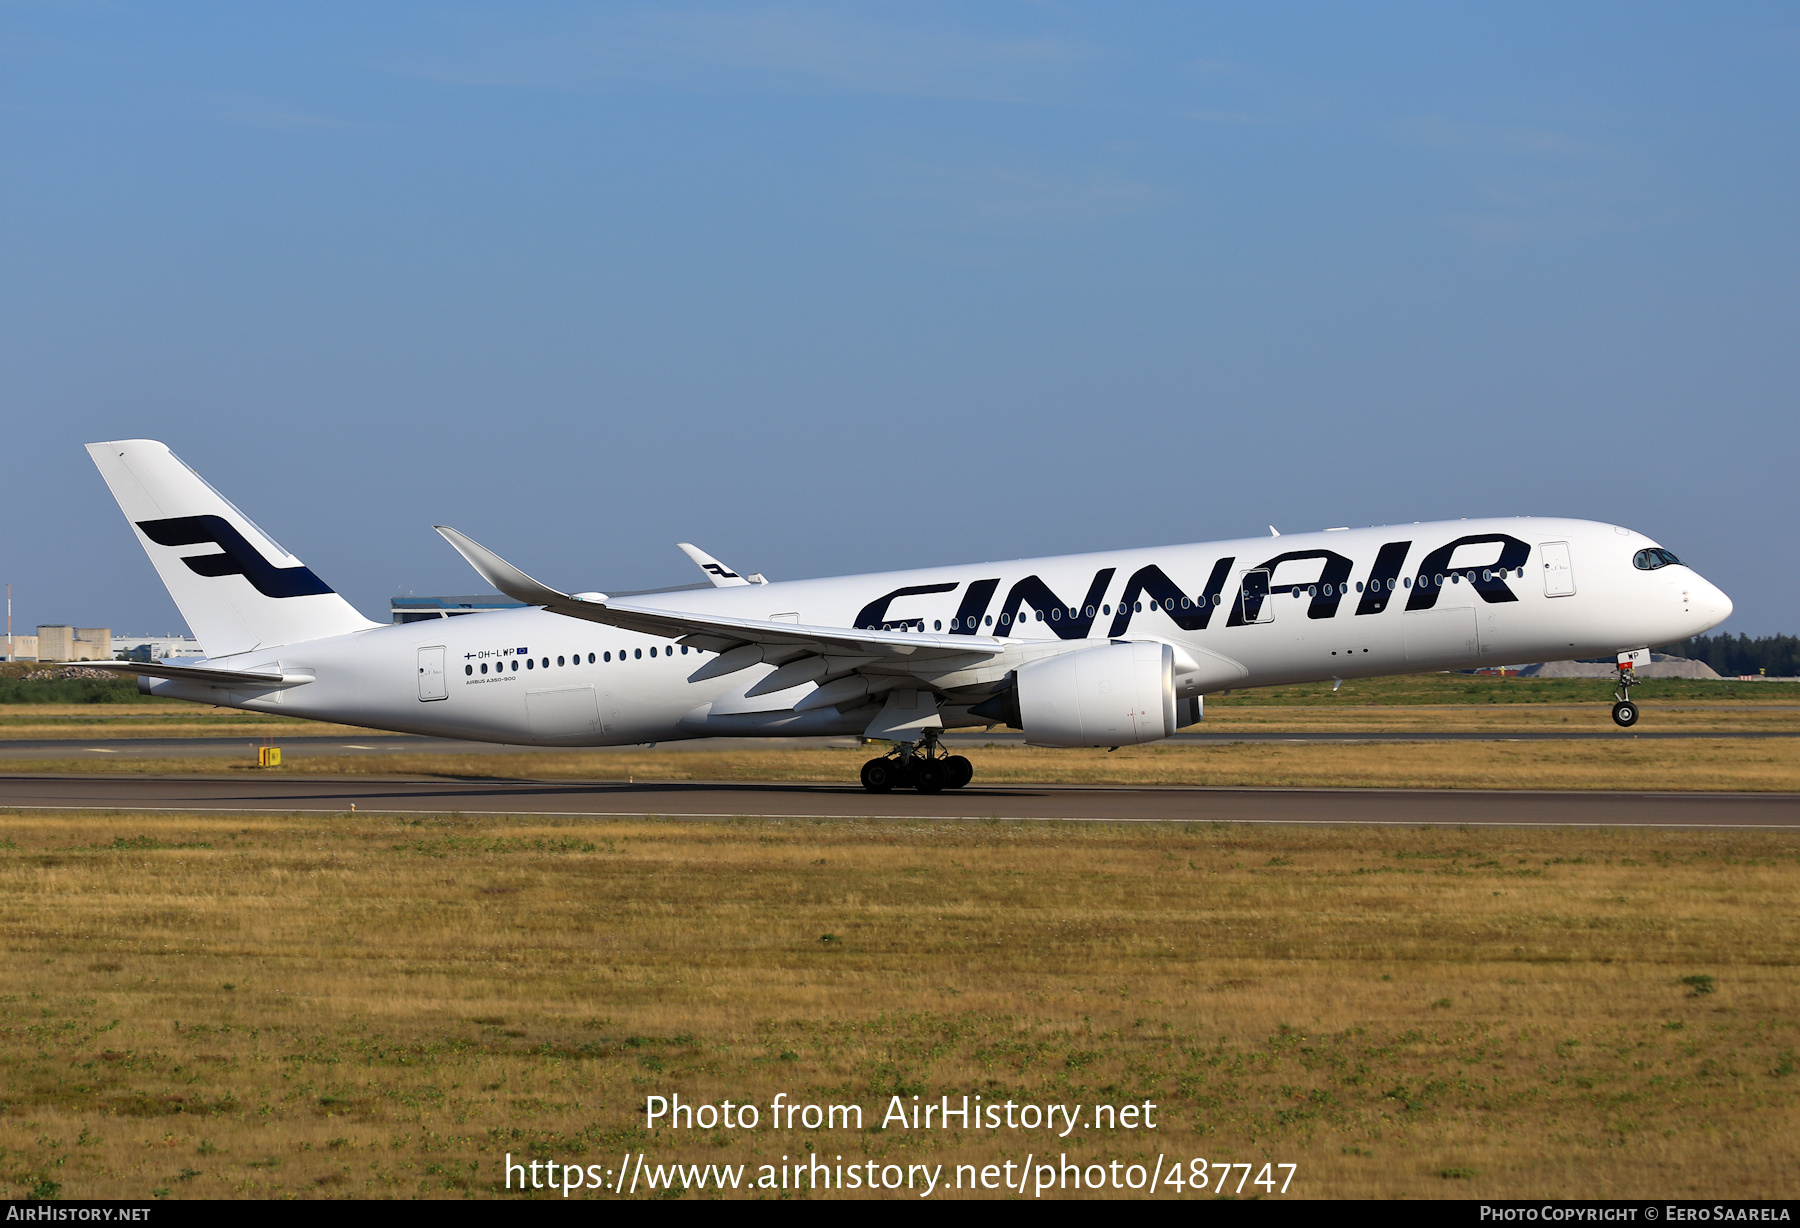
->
[[1541, 542, 1576, 597], [417, 646, 448, 701], [1240, 570, 1273, 625]]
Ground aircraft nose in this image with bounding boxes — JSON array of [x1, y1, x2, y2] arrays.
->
[[1689, 575, 1732, 632]]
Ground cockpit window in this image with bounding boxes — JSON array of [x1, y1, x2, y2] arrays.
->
[[1633, 547, 1682, 570]]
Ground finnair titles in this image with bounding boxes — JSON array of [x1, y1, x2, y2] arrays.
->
[[87, 440, 1732, 792]]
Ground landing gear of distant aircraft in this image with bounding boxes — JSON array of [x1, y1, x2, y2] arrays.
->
[[860, 735, 974, 793], [1612, 668, 1640, 728]]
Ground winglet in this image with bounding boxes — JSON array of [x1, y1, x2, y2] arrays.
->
[[433, 526, 575, 608], [677, 542, 752, 587]]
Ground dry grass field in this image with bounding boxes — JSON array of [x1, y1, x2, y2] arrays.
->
[[6, 736, 1799, 792], [0, 706, 366, 740], [2, 810, 1796, 1200]]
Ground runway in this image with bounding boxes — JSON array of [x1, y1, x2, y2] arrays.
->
[[2, 773, 1795, 828], [2, 727, 1795, 761]]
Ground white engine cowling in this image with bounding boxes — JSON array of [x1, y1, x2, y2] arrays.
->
[[1016, 641, 1175, 747]]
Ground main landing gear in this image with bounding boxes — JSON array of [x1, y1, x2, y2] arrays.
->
[[860, 732, 973, 794], [1612, 667, 1640, 728]]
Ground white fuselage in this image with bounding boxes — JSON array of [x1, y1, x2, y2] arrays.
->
[[142, 517, 1732, 745]]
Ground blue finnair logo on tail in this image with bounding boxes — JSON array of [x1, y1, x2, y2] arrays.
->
[[137, 515, 334, 599]]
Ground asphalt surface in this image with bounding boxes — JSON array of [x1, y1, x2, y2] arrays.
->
[[1, 773, 1795, 828], [3, 728, 1797, 761]]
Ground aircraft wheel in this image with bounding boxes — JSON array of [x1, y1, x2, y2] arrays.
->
[[1612, 701, 1638, 728], [861, 758, 899, 793], [913, 759, 947, 794], [944, 755, 974, 789]]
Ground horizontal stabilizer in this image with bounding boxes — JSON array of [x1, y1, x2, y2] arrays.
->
[[79, 660, 313, 688]]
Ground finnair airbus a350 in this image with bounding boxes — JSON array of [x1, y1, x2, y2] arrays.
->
[[87, 440, 1732, 792]]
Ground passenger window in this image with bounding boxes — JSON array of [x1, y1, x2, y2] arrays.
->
[[480, 662, 487, 674], [680, 645, 688, 654], [588, 653, 595, 663], [526, 658, 534, 669], [635, 649, 642, 659], [985, 615, 993, 626], [650, 647, 657, 658], [465, 664, 472, 675], [557, 656, 565, 666]]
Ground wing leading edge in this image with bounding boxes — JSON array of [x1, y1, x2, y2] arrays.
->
[[432, 526, 1005, 667]]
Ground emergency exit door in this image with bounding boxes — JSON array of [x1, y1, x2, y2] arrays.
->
[[417, 646, 447, 701], [1540, 542, 1576, 597], [1239, 570, 1274, 624]]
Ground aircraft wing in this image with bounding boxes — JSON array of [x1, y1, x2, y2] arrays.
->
[[434, 526, 1004, 664], [78, 661, 312, 687]]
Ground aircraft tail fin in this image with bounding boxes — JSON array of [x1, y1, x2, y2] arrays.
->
[[677, 542, 753, 587], [87, 440, 379, 657]]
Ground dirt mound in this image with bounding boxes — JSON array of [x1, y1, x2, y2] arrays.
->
[[1519, 654, 1720, 680]]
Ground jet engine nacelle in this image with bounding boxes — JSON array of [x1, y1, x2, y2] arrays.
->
[[1016, 640, 1175, 747]]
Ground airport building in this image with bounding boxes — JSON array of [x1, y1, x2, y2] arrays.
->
[[389, 586, 702, 624], [114, 635, 205, 661], [34, 625, 111, 662]]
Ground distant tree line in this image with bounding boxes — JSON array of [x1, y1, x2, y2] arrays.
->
[[1657, 633, 1800, 677]]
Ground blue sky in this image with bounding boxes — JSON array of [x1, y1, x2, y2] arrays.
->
[[4, 4, 1796, 637]]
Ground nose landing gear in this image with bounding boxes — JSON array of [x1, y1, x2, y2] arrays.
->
[[859, 731, 974, 793], [1612, 664, 1640, 728]]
